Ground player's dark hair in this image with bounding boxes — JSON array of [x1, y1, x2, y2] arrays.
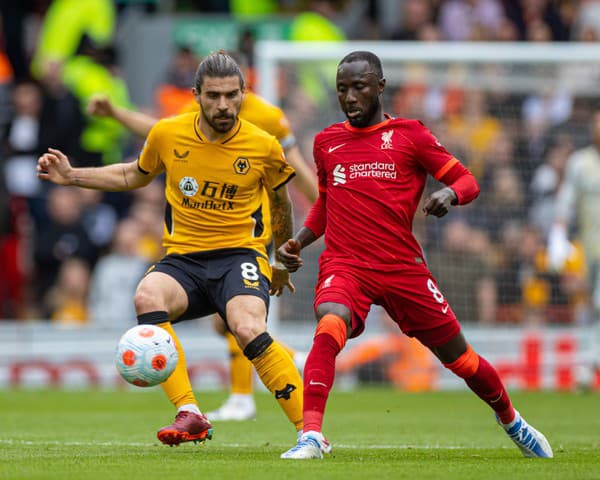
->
[[338, 51, 383, 79], [194, 50, 245, 91]]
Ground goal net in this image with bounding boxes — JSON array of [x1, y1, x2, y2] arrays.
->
[[256, 41, 600, 329]]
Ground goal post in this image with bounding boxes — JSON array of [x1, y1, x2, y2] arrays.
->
[[257, 40, 600, 325], [256, 41, 600, 104]]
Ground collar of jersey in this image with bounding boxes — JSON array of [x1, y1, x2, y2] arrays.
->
[[344, 113, 392, 133], [194, 114, 242, 144]]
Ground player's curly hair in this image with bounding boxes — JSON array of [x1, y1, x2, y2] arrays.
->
[[194, 49, 245, 91], [338, 51, 383, 79]]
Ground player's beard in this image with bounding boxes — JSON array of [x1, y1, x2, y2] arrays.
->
[[346, 96, 381, 128], [203, 109, 236, 133]]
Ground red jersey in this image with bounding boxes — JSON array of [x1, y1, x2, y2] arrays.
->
[[306, 116, 475, 271]]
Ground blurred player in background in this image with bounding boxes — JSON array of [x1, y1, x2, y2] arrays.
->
[[548, 106, 600, 388], [38, 51, 304, 446], [87, 52, 317, 421], [278, 51, 553, 460]]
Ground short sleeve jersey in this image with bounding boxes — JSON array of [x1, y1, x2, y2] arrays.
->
[[313, 116, 458, 270], [138, 112, 295, 257], [179, 91, 296, 149]]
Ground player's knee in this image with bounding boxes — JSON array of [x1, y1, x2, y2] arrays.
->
[[443, 344, 480, 379], [315, 314, 348, 350], [133, 287, 162, 314], [316, 303, 351, 324], [243, 332, 273, 360]]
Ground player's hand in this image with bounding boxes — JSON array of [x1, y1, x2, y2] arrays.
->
[[547, 224, 575, 271], [87, 94, 114, 118], [269, 263, 295, 296], [423, 187, 457, 217], [277, 239, 303, 272], [37, 148, 73, 185]]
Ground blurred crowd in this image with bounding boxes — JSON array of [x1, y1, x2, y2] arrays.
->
[[1, 0, 600, 327]]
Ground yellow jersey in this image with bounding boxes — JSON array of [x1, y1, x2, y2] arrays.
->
[[138, 112, 295, 258], [179, 91, 296, 149]]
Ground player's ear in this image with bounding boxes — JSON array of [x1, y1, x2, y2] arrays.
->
[[192, 87, 201, 103], [379, 77, 386, 94]]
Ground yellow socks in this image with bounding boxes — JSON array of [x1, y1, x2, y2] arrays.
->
[[245, 333, 303, 431], [158, 322, 198, 409], [225, 331, 254, 394]]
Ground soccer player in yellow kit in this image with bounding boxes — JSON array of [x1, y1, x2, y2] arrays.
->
[[87, 58, 317, 421], [38, 51, 304, 445]]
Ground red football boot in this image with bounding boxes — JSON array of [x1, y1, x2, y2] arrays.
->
[[157, 411, 213, 446]]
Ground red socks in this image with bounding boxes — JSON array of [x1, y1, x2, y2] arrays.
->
[[464, 355, 515, 424], [302, 333, 342, 432]]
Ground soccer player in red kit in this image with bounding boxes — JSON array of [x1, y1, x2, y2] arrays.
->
[[278, 51, 553, 460]]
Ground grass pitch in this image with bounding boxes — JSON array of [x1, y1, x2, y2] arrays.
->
[[1, 388, 598, 480]]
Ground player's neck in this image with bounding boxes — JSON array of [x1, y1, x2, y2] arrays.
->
[[360, 109, 386, 128]]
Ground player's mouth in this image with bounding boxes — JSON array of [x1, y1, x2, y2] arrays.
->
[[346, 109, 362, 119], [214, 115, 233, 125]]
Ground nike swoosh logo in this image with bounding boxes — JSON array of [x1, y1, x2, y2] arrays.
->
[[442, 305, 449, 314], [309, 380, 328, 387], [328, 143, 346, 153]]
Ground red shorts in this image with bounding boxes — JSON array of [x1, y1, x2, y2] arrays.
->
[[313, 262, 461, 348]]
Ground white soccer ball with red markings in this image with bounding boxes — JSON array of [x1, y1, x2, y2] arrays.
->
[[115, 325, 178, 387]]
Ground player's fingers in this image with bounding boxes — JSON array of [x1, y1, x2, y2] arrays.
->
[[47, 148, 66, 160], [288, 238, 301, 254], [422, 200, 432, 215], [287, 280, 296, 293], [37, 155, 53, 169], [271, 286, 282, 297]]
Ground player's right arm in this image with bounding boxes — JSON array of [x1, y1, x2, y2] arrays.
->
[[87, 95, 158, 138], [37, 147, 154, 191]]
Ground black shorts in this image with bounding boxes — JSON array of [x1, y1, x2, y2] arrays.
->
[[150, 248, 271, 324]]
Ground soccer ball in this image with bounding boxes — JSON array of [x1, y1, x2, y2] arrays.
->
[[115, 325, 178, 387]]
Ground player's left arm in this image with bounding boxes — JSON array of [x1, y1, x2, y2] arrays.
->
[[423, 161, 480, 217], [412, 121, 480, 217]]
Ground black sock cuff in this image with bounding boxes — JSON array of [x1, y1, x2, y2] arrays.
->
[[243, 332, 274, 360], [137, 311, 169, 325]]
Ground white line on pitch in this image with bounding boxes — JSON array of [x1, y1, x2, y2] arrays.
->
[[0, 438, 502, 450]]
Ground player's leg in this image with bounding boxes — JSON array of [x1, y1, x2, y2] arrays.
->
[[281, 269, 371, 459], [206, 313, 257, 421], [134, 267, 212, 446], [422, 328, 553, 458], [226, 294, 304, 433], [280, 302, 349, 459], [388, 271, 552, 458]]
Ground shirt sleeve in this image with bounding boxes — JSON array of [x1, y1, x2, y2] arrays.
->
[[137, 122, 164, 175], [304, 193, 326, 238], [272, 109, 297, 150], [411, 121, 457, 178], [439, 161, 480, 205], [303, 137, 327, 236], [262, 137, 295, 191]]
